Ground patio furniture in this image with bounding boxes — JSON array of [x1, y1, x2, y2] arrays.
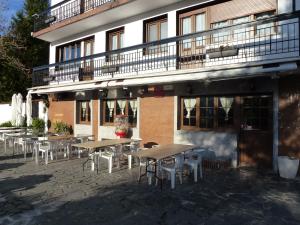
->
[[123, 140, 141, 169], [161, 154, 184, 189], [72, 138, 133, 173], [133, 144, 197, 189], [184, 149, 206, 182], [98, 144, 123, 173], [37, 140, 59, 165]]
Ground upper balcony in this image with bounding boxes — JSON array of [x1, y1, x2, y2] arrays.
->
[[32, 12, 300, 88], [32, 0, 190, 42]]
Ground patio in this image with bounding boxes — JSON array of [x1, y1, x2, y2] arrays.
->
[[0, 142, 300, 225]]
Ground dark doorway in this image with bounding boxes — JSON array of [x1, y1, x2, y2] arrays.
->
[[239, 95, 273, 168]]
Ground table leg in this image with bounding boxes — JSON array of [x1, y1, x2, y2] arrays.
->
[[91, 154, 95, 171], [35, 144, 39, 164], [4, 137, 7, 153]]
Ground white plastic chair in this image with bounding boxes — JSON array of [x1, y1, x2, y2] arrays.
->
[[184, 150, 204, 182], [38, 141, 58, 165], [98, 145, 123, 173], [161, 154, 184, 189]]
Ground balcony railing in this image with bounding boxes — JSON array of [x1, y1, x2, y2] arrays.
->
[[33, 0, 113, 32], [32, 12, 300, 87]]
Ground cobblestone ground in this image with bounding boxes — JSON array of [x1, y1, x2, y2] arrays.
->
[[0, 142, 300, 225]]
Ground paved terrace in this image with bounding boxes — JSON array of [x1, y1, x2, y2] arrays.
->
[[0, 143, 300, 225]]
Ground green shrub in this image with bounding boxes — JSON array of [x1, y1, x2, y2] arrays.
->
[[53, 121, 73, 135], [32, 118, 45, 134], [0, 121, 13, 127]]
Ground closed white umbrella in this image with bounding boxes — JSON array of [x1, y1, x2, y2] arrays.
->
[[16, 93, 23, 127], [11, 94, 17, 126], [26, 93, 32, 127]]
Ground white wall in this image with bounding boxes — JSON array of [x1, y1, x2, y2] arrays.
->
[[0, 104, 12, 124]]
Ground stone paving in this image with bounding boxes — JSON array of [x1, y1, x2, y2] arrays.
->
[[0, 142, 300, 225]]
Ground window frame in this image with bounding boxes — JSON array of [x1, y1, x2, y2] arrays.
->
[[179, 8, 208, 51], [106, 27, 125, 61], [102, 98, 137, 127], [180, 96, 235, 131], [144, 15, 168, 54], [77, 100, 91, 125]]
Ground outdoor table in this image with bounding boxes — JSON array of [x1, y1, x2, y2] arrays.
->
[[75, 134, 95, 143], [72, 138, 133, 172], [0, 129, 23, 141], [3, 132, 26, 153], [132, 144, 197, 189], [34, 135, 74, 165]]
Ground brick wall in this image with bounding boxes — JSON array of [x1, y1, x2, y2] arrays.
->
[[48, 97, 74, 132], [140, 96, 174, 146]]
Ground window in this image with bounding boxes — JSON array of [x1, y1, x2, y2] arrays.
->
[[241, 96, 271, 130], [179, 10, 207, 50], [77, 101, 91, 124], [181, 96, 234, 130], [103, 99, 137, 127], [211, 20, 230, 43], [107, 27, 124, 60], [232, 16, 251, 40], [144, 16, 168, 53], [56, 41, 81, 63], [255, 11, 275, 37]]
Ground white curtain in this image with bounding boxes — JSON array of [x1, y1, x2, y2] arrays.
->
[[11, 94, 17, 126], [129, 100, 137, 118], [220, 97, 234, 120], [117, 100, 126, 115], [183, 98, 197, 119], [26, 93, 32, 127], [107, 101, 115, 117]]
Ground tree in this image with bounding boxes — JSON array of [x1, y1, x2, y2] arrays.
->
[[0, 0, 49, 103]]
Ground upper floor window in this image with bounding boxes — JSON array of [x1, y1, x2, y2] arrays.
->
[[107, 27, 124, 61], [103, 99, 137, 127], [144, 15, 168, 54], [179, 9, 207, 49], [211, 20, 230, 43], [255, 11, 275, 37], [181, 96, 234, 130], [56, 41, 81, 63]]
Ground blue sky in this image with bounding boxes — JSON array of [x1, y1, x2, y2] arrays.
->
[[3, 0, 24, 21]]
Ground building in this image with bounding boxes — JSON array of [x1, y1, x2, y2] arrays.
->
[[29, 0, 300, 171]]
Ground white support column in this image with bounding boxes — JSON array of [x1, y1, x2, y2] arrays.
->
[[273, 79, 279, 172]]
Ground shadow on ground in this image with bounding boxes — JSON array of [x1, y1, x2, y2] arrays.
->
[[31, 169, 300, 225]]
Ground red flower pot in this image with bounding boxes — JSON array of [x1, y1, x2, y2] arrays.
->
[[115, 131, 127, 138]]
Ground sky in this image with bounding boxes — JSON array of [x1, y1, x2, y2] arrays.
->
[[2, 0, 24, 24]]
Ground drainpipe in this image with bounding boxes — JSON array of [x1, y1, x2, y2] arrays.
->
[[273, 78, 279, 172]]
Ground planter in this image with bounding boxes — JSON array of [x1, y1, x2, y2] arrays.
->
[[115, 131, 127, 138], [278, 156, 299, 179], [207, 46, 239, 59], [101, 65, 119, 74]]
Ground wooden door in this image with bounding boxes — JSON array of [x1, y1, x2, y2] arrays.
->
[[80, 39, 94, 81], [239, 96, 273, 168]]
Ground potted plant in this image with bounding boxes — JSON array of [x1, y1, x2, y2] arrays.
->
[[278, 155, 299, 179], [207, 45, 239, 59], [32, 118, 45, 136], [54, 121, 73, 135], [115, 115, 129, 138]]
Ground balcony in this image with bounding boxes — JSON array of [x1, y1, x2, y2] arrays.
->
[[32, 12, 300, 87], [32, 0, 188, 42]]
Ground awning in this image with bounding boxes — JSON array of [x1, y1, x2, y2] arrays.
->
[[29, 81, 103, 94]]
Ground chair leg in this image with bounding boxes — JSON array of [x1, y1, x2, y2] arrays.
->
[[50, 151, 54, 161], [199, 161, 203, 179], [171, 171, 175, 189], [45, 150, 48, 165], [108, 157, 112, 174], [194, 165, 198, 182]]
